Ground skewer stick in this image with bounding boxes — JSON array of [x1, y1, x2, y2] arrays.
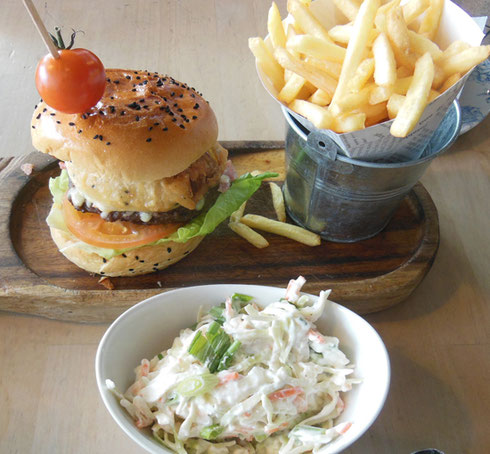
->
[[23, 0, 60, 59]]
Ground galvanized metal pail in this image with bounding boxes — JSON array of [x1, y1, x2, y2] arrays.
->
[[283, 101, 461, 243]]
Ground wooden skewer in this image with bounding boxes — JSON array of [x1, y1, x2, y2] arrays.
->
[[22, 0, 60, 59]]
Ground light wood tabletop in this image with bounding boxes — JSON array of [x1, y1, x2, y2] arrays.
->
[[1, 1, 489, 454]]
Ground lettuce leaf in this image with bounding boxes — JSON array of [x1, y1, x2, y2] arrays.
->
[[47, 170, 278, 259]]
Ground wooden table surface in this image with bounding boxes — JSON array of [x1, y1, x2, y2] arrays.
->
[[1, 1, 489, 453]]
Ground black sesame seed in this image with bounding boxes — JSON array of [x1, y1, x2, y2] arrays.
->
[[106, 142, 111, 145], [127, 102, 141, 110], [135, 256, 139, 260], [56, 120, 61, 124], [139, 260, 145, 263], [136, 76, 141, 79], [131, 88, 137, 92], [172, 118, 177, 122], [106, 78, 111, 83], [100, 271, 105, 275], [110, 96, 115, 100], [125, 75, 131, 79], [78, 130, 82, 134], [99, 135, 103, 141], [31, 125, 35, 129], [36, 113, 41, 120], [93, 134, 99, 139], [124, 190, 129, 194], [193, 103, 200, 109], [139, 99, 145, 103], [43, 108, 47, 112], [129, 268, 134, 272], [192, 115, 197, 120], [109, 106, 115, 113], [148, 126, 153, 131], [122, 253, 127, 258], [120, 111, 126, 116], [103, 258, 107, 263], [68, 122, 75, 126], [99, 110, 105, 115], [81, 114, 87, 119], [153, 267, 159, 271], [153, 263, 159, 267], [146, 138, 152, 142], [179, 124, 185, 129], [162, 127, 168, 131], [136, 116, 140, 121], [114, 80, 120, 84], [167, 247, 172, 253], [91, 184, 95, 188], [154, 122, 160, 126]]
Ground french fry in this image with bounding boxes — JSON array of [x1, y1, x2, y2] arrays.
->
[[428, 89, 440, 102], [372, 32, 397, 87], [287, 34, 346, 63], [393, 76, 412, 94], [347, 57, 375, 92], [361, 101, 389, 126], [407, 30, 443, 60], [287, 0, 333, 42], [308, 88, 332, 106], [374, 0, 401, 33], [289, 99, 334, 129], [438, 45, 490, 78], [269, 182, 287, 222], [249, 37, 284, 92], [390, 52, 434, 137], [240, 214, 321, 246], [329, 0, 380, 112], [336, 85, 371, 113], [440, 72, 461, 93], [278, 73, 306, 104], [286, 24, 300, 58], [397, 66, 412, 78], [274, 47, 338, 96], [436, 40, 470, 62], [304, 56, 342, 79], [332, 0, 360, 22], [230, 202, 247, 224], [268, 2, 287, 49], [402, 0, 429, 24], [328, 22, 379, 45], [387, 93, 406, 119], [369, 84, 393, 104], [386, 6, 417, 69], [418, 0, 444, 40], [229, 222, 269, 249], [333, 111, 366, 132]]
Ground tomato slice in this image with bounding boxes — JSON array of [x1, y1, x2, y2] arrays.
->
[[62, 196, 181, 249]]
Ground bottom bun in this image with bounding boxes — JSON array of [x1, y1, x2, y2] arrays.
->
[[50, 227, 204, 277]]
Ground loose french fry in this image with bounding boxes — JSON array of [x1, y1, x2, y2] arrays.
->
[[407, 30, 443, 60], [332, 0, 360, 22], [328, 22, 379, 45], [360, 101, 389, 126], [418, 0, 444, 40], [387, 93, 406, 119], [329, 0, 380, 112], [304, 56, 342, 79], [289, 99, 334, 129], [390, 52, 434, 137], [347, 57, 375, 92], [333, 112, 366, 132], [308, 88, 332, 106], [438, 45, 490, 78], [229, 222, 269, 249], [275, 47, 338, 96], [240, 214, 321, 246], [440, 72, 461, 93], [249, 37, 284, 92], [269, 182, 286, 222], [402, 0, 429, 24], [268, 2, 287, 49], [372, 32, 397, 86], [369, 84, 393, 104], [386, 6, 417, 69], [278, 73, 306, 103], [230, 202, 247, 224], [287, 0, 333, 42], [287, 34, 346, 63]]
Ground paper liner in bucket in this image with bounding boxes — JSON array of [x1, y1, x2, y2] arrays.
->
[[257, 0, 485, 162]]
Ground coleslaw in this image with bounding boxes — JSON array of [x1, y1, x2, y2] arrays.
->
[[107, 277, 358, 453]]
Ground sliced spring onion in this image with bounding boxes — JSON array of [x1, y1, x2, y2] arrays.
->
[[200, 424, 224, 440], [157, 353, 164, 360], [175, 373, 219, 398], [208, 305, 225, 324], [231, 293, 254, 313], [217, 340, 242, 372]]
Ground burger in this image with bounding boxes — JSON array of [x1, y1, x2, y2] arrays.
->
[[31, 69, 271, 276]]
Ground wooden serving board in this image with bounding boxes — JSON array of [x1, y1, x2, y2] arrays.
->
[[0, 143, 439, 323]]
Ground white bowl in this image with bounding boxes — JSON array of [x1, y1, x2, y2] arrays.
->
[[95, 284, 390, 454]]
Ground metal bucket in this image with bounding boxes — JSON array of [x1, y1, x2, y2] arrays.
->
[[283, 100, 461, 243]]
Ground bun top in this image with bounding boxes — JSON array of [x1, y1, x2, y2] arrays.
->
[[30, 69, 218, 181]]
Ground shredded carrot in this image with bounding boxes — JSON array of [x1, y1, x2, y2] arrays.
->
[[268, 386, 303, 401], [308, 329, 325, 343], [339, 422, 352, 434], [265, 422, 289, 435], [219, 371, 240, 385]]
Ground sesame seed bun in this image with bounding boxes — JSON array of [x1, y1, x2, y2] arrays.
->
[[50, 226, 204, 277], [31, 69, 218, 181]]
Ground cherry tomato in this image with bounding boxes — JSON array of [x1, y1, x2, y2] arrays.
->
[[35, 48, 106, 113], [62, 197, 181, 249]]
